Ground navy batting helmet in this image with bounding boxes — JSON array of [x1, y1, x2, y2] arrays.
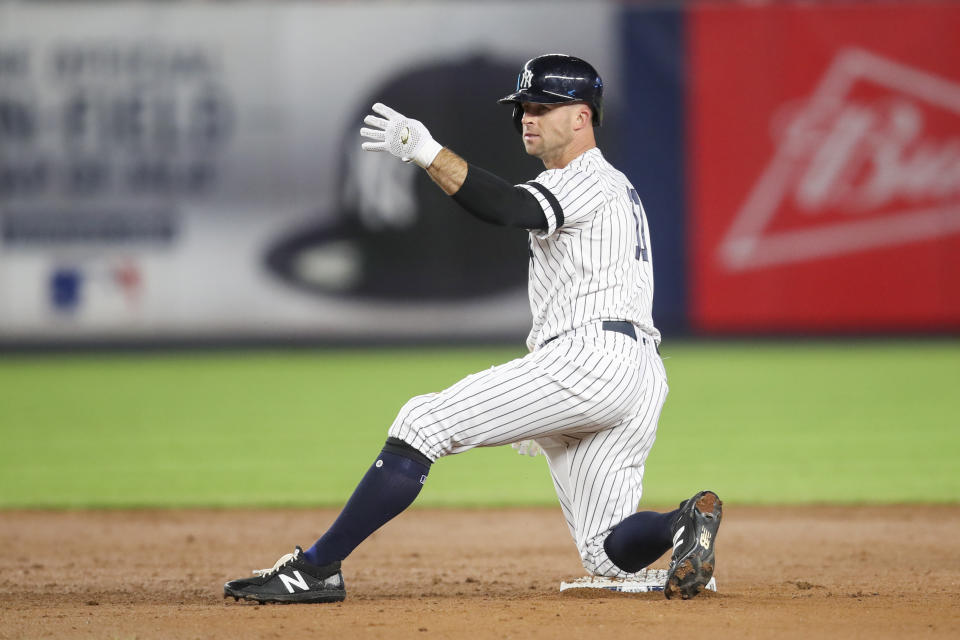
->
[[498, 54, 603, 132]]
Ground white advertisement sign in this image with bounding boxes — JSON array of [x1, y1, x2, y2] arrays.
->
[[0, 2, 618, 342]]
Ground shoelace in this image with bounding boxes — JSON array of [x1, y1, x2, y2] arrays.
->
[[252, 549, 298, 577]]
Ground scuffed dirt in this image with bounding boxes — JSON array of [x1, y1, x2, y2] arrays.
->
[[1, 506, 958, 639]]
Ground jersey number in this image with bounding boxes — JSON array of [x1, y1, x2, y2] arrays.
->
[[628, 188, 649, 262]]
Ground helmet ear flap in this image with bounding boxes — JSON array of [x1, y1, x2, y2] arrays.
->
[[592, 98, 603, 127], [512, 104, 523, 133]]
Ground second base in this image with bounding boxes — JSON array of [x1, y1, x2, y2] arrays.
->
[[560, 569, 718, 594]]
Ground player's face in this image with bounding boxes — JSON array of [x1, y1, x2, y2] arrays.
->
[[519, 102, 580, 164]]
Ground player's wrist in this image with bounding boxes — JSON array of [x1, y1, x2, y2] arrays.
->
[[411, 139, 443, 169]]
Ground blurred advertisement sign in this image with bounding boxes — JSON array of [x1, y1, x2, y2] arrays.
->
[[0, 41, 227, 244], [689, 4, 960, 332], [720, 48, 960, 271], [0, 3, 619, 343]]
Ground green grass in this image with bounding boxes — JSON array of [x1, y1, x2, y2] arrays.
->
[[645, 341, 960, 505], [0, 341, 957, 509]]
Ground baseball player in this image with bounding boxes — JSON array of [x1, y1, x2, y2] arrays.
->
[[225, 54, 722, 604]]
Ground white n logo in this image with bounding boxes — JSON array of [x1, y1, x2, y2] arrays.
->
[[278, 571, 310, 593]]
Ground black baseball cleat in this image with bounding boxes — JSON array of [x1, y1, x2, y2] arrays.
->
[[224, 546, 346, 604], [664, 490, 723, 600]]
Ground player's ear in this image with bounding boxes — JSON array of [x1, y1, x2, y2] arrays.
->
[[572, 104, 591, 131]]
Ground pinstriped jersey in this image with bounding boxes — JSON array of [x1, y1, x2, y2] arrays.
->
[[517, 148, 660, 352]]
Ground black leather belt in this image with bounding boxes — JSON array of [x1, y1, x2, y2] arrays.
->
[[543, 320, 637, 346]]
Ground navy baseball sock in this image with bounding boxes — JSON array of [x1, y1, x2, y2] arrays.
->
[[303, 439, 431, 567], [603, 509, 680, 573]]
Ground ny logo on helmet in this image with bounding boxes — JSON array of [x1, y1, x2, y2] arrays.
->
[[519, 68, 534, 90]]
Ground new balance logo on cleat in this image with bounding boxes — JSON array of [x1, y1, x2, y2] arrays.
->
[[665, 491, 723, 600], [223, 546, 347, 604], [699, 529, 712, 550], [278, 571, 310, 593]]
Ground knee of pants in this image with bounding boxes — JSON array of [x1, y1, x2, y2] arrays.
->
[[387, 394, 442, 461], [578, 531, 626, 578]]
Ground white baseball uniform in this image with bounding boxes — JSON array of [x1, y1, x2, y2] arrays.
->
[[388, 147, 667, 577]]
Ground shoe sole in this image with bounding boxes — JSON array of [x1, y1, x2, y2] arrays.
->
[[224, 587, 346, 605], [664, 491, 722, 600]]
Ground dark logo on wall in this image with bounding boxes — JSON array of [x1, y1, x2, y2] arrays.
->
[[265, 55, 537, 301]]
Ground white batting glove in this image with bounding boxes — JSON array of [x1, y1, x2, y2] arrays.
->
[[360, 102, 443, 169]]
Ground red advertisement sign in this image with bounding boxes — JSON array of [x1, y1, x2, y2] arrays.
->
[[688, 4, 960, 332]]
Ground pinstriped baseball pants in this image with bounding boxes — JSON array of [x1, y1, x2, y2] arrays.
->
[[388, 322, 669, 577]]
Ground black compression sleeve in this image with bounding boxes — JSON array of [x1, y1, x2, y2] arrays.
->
[[451, 164, 548, 230], [383, 437, 433, 468]]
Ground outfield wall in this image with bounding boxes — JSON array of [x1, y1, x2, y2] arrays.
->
[[1, 1, 958, 344]]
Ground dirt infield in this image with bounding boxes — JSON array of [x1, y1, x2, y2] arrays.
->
[[1, 505, 958, 639]]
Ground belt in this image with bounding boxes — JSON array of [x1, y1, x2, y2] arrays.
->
[[542, 320, 640, 346], [600, 320, 637, 341]]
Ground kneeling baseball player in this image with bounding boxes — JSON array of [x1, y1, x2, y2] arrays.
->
[[225, 54, 722, 603]]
